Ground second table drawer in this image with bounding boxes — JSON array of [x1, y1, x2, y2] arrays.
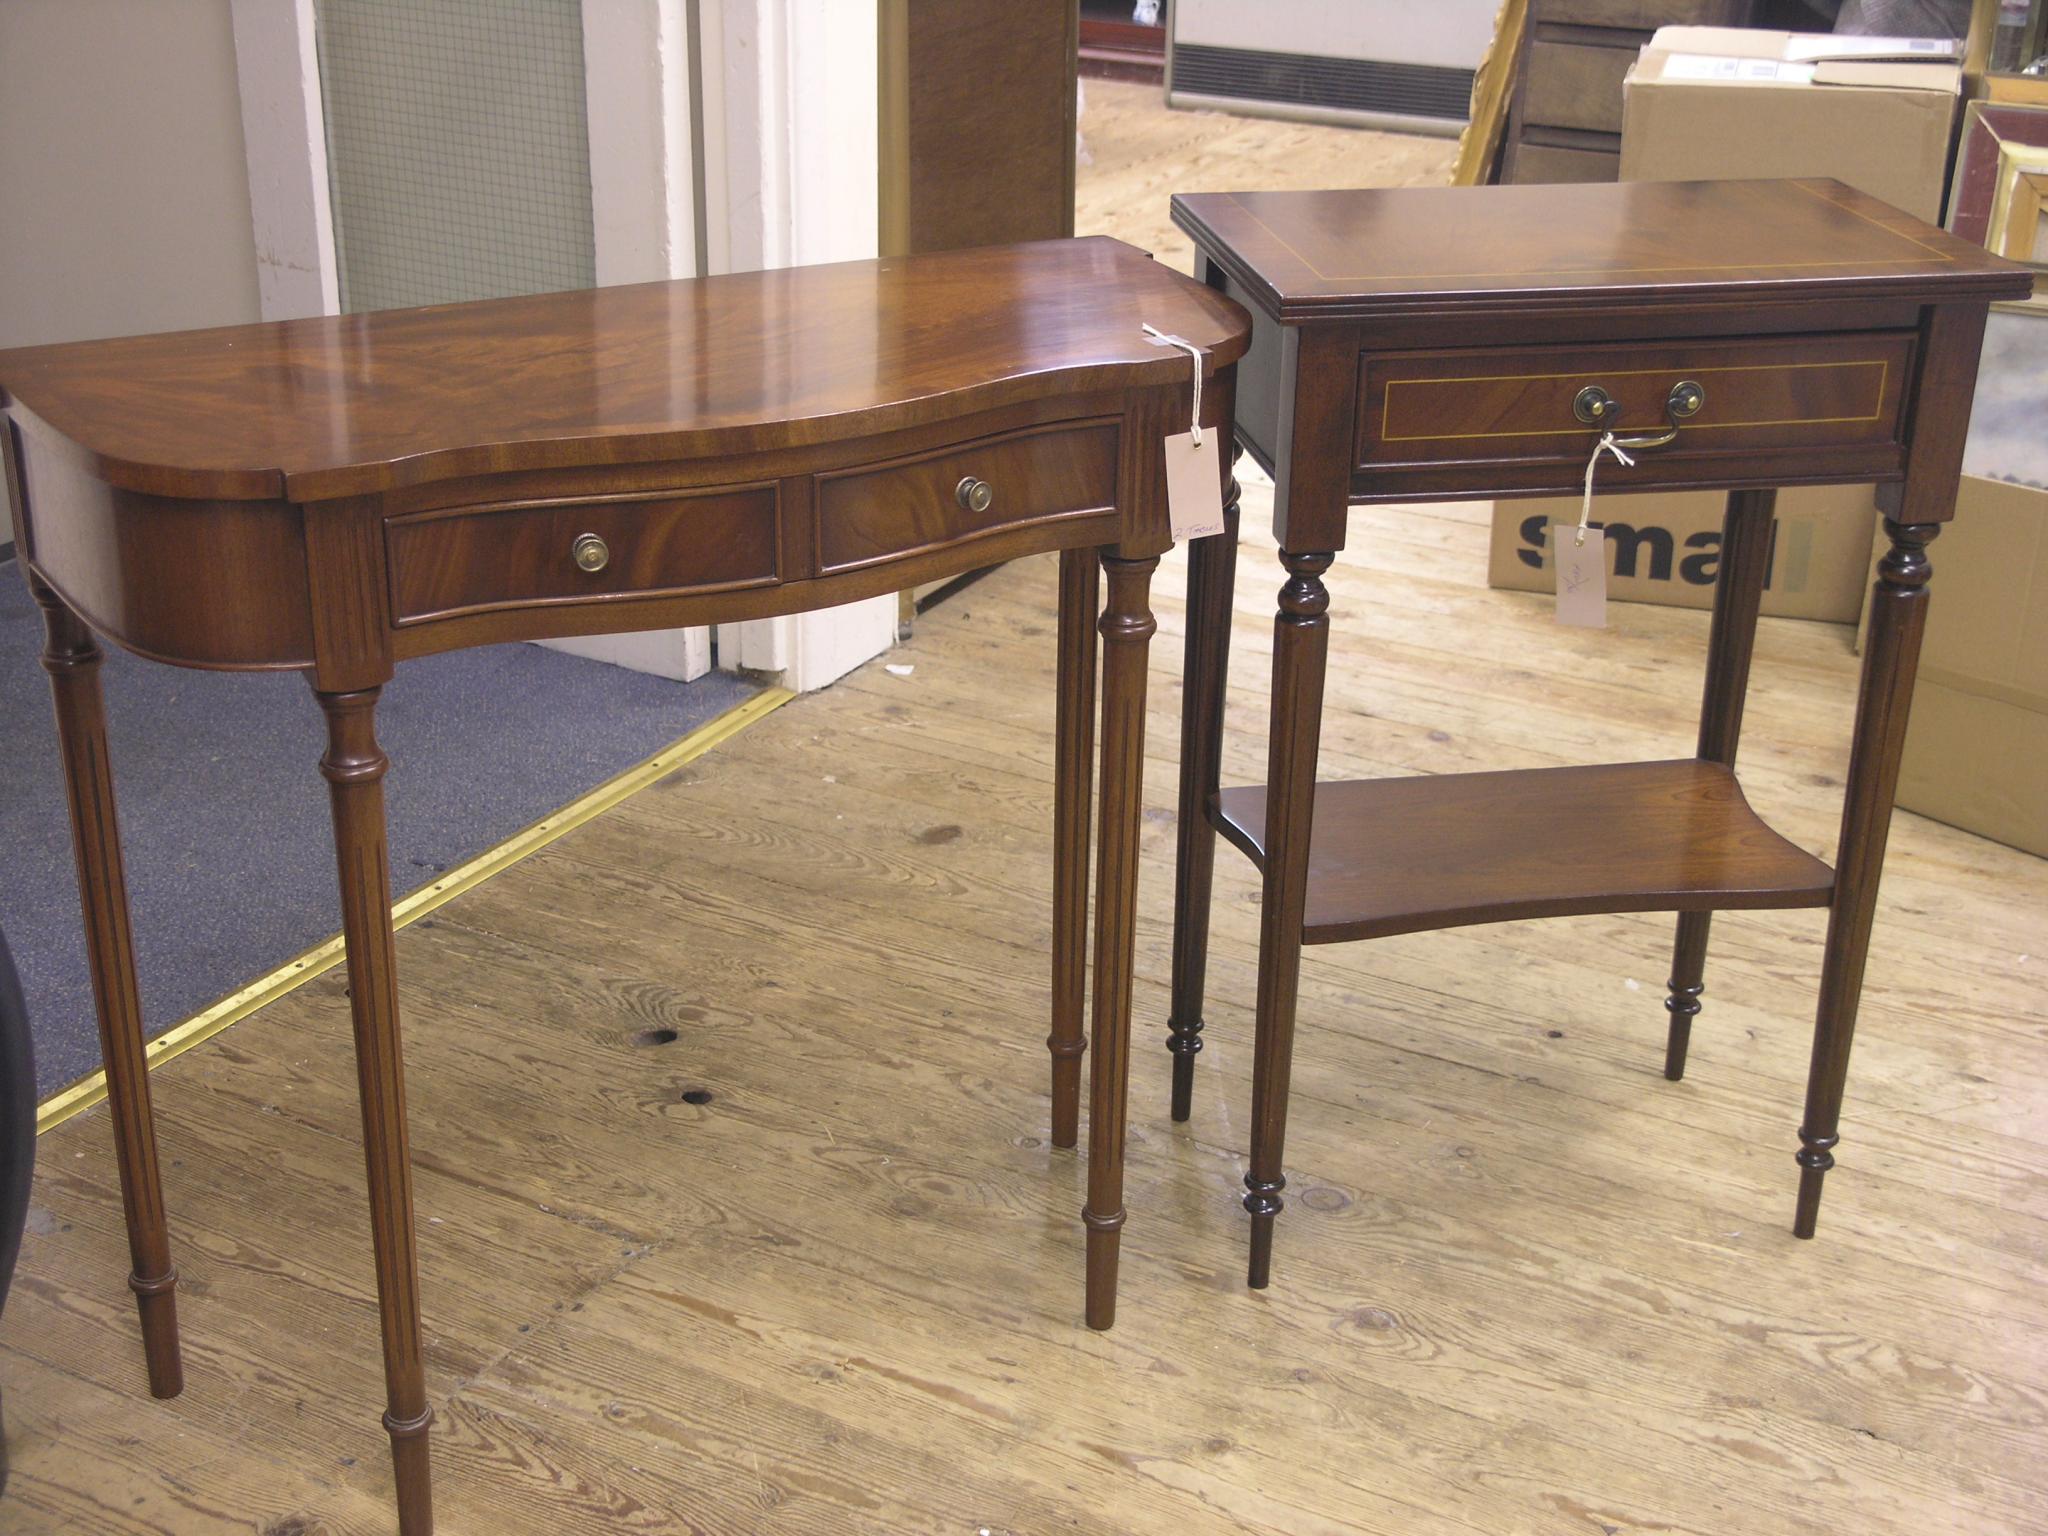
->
[[1357, 331, 1915, 473], [386, 483, 782, 624], [815, 418, 1120, 575]]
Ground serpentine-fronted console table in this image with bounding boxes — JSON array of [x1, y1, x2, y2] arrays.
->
[[1, 237, 1250, 1534]]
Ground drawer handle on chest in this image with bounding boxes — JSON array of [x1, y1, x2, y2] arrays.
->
[[571, 532, 610, 574], [956, 476, 994, 515], [1572, 379, 1706, 449]]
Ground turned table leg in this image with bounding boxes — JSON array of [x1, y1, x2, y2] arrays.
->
[[31, 575, 183, 1398], [1049, 548, 1100, 1150], [316, 686, 434, 1534], [1244, 550, 1334, 1290], [1794, 519, 1938, 1239], [1665, 489, 1774, 1081], [1167, 479, 1241, 1122], [1083, 551, 1158, 1330]]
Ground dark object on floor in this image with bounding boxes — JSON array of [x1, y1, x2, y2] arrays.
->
[[1, 562, 759, 1098], [0, 925, 32, 1495]]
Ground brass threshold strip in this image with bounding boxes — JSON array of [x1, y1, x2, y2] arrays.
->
[[35, 685, 796, 1137]]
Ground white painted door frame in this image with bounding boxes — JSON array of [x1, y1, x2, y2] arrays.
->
[[229, 0, 898, 691], [548, 0, 712, 682], [698, 0, 896, 691]]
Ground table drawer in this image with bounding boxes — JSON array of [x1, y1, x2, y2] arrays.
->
[[815, 418, 1120, 575], [386, 483, 782, 625], [1357, 331, 1915, 475]]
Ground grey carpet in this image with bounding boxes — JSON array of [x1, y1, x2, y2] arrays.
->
[[1, 561, 759, 1097]]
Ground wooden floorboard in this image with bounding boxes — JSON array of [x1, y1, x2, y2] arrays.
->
[[6, 82, 2045, 1536]]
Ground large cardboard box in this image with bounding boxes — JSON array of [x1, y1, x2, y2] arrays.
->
[[1487, 485, 1875, 622], [1490, 28, 1965, 624], [1620, 28, 1963, 223], [1893, 475, 2048, 857]]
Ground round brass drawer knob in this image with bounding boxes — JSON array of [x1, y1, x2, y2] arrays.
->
[[571, 532, 610, 574], [1573, 385, 1618, 426], [956, 476, 993, 515]]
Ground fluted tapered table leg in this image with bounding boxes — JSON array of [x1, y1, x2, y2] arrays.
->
[[1664, 489, 1774, 1081], [32, 575, 182, 1399], [1049, 548, 1100, 1150], [316, 685, 434, 1535], [1243, 550, 1333, 1291], [1794, 519, 1938, 1239], [1083, 551, 1158, 1330], [1167, 479, 1241, 1122]]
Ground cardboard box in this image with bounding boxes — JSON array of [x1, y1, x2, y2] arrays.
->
[[1893, 475, 2048, 857], [1487, 484, 1876, 622], [1621, 28, 1963, 223]]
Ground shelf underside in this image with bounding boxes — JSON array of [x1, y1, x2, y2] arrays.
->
[[1211, 759, 1835, 946]]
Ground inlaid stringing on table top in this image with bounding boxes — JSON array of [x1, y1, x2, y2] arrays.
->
[[1161, 177, 2030, 1295]]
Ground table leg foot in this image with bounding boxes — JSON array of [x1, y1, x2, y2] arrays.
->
[[1243, 1174, 1285, 1290], [1792, 1137, 1836, 1238], [386, 1406, 435, 1535], [1082, 1205, 1124, 1330], [130, 1271, 185, 1398], [1663, 911, 1710, 1082], [32, 575, 183, 1398]]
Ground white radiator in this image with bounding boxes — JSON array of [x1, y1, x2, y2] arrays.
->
[[1167, 0, 1498, 137]]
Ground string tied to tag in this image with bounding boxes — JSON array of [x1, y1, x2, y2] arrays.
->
[[1142, 323, 1205, 448], [1577, 431, 1635, 546]]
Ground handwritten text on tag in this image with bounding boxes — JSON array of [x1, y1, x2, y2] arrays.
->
[[1165, 431, 1225, 542], [1553, 524, 1607, 628]]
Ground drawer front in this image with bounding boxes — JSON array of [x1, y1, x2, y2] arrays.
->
[[387, 483, 781, 624], [1357, 332, 1915, 475], [816, 418, 1119, 575]]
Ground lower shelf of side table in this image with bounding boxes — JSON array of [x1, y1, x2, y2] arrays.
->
[[1210, 759, 1835, 945]]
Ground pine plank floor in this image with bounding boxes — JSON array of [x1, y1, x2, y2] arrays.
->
[[7, 481, 2045, 1534], [5, 79, 2044, 1536]]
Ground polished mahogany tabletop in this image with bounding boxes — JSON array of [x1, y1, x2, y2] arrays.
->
[[0, 236, 1248, 503], [1171, 179, 2024, 320]]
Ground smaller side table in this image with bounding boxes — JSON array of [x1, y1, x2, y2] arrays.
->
[[1167, 179, 2030, 1288]]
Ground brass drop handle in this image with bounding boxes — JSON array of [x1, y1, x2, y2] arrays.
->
[[571, 532, 610, 574], [956, 476, 993, 514], [1572, 380, 1706, 450]]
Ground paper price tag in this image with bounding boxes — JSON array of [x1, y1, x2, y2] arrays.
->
[[1553, 525, 1607, 628], [1143, 322, 1223, 542], [1165, 430, 1225, 541]]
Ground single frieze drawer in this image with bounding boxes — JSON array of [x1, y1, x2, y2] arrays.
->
[[1356, 330, 1916, 472], [815, 418, 1120, 575], [385, 483, 783, 624]]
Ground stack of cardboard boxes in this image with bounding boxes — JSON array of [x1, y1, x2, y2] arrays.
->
[[1487, 25, 2047, 857]]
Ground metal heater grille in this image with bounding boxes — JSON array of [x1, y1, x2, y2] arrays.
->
[[316, 0, 596, 312], [1172, 42, 1474, 125]]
